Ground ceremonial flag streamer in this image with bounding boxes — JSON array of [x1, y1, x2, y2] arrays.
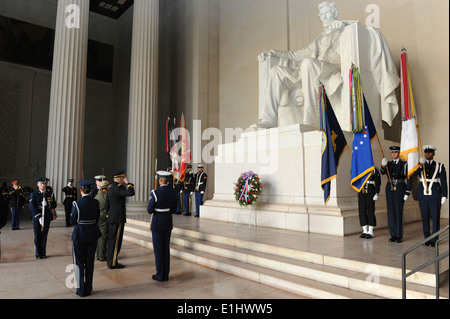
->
[[399, 49, 420, 178], [350, 66, 365, 133], [170, 114, 191, 183], [318, 85, 348, 205]]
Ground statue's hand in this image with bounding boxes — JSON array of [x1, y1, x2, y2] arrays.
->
[[258, 50, 277, 63]]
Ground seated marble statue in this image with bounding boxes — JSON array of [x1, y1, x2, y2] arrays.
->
[[255, 1, 400, 131]]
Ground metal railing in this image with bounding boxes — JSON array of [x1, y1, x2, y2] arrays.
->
[[402, 225, 449, 299]]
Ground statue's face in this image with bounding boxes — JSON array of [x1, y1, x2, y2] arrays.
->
[[319, 5, 336, 28]]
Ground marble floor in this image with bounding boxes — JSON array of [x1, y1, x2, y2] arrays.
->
[[0, 213, 448, 301]]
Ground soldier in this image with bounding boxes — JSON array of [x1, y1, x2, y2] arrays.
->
[[183, 164, 195, 216], [9, 180, 26, 230], [95, 180, 110, 261], [105, 171, 135, 269], [358, 167, 381, 239], [194, 164, 207, 217], [380, 146, 412, 243], [91, 175, 106, 198], [172, 175, 183, 215], [413, 145, 448, 246], [62, 179, 78, 227], [29, 178, 57, 259], [70, 180, 101, 297], [147, 171, 178, 282]]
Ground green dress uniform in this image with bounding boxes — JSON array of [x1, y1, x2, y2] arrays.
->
[[95, 191, 108, 260]]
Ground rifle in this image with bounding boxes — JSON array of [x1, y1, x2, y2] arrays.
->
[[40, 193, 45, 232]]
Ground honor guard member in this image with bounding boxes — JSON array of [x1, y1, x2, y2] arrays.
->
[[95, 180, 110, 261], [194, 165, 207, 217], [105, 170, 135, 269], [147, 171, 178, 282], [172, 174, 183, 215], [70, 180, 101, 297], [91, 175, 106, 198], [413, 145, 448, 246], [380, 146, 412, 243], [182, 164, 195, 216], [9, 180, 26, 230], [29, 178, 57, 259], [358, 167, 381, 239], [62, 179, 78, 227]]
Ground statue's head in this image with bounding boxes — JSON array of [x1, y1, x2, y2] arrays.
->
[[318, 2, 339, 28]]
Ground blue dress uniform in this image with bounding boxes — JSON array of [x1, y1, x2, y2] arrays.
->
[[194, 165, 207, 217], [28, 178, 57, 259], [183, 165, 195, 216], [413, 145, 448, 246], [358, 167, 381, 238], [70, 181, 101, 297], [147, 171, 178, 282], [380, 146, 412, 243], [172, 177, 183, 214], [62, 179, 78, 227]]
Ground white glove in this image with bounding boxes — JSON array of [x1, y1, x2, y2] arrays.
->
[[180, 190, 183, 194], [373, 194, 379, 201], [200, 191, 204, 195], [420, 157, 426, 164], [403, 195, 409, 201], [190, 192, 193, 196], [381, 158, 388, 166], [39, 217, 44, 227], [442, 197, 447, 205]]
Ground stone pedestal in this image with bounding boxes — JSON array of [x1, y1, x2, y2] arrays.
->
[[201, 124, 421, 236], [45, 0, 89, 202], [127, 0, 159, 205]]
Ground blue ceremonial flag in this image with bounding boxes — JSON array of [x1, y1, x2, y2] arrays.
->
[[320, 90, 348, 205], [363, 96, 377, 142], [350, 124, 375, 192]]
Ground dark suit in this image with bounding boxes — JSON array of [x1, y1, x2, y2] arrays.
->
[[147, 185, 178, 281], [413, 161, 448, 244], [28, 189, 57, 258], [71, 195, 101, 296], [380, 159, 412, 241], [105, 182, 135, 268]]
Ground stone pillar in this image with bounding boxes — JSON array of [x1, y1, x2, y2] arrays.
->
[[127, 0, 159, 205], [45, 0, 89, 202]]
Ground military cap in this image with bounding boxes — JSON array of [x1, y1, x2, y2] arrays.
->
[[94, 175, 106, 181], [99, 180, 110, 189], [157, 171, 172, 178], [113, 171, 126, 178], [78, 180, 95, 187], [37, 178, 47, 184], [423, 145, 437, 153], [187, 164, 192, 168], [67, 178, 74, 183], [198, 164, 204, 168], [389, 146, 400, 152]]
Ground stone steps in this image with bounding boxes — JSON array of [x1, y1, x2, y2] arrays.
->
[[123, 219, 447, 299]]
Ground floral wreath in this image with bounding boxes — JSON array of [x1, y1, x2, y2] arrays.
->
[[234, 171, 262, 207]]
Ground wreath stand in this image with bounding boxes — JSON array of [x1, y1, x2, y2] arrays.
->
[[235, 205, 256, 228]]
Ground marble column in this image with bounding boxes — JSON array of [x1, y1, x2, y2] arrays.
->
[[127, 0, 159, 205], [45, 0, 89, 203]]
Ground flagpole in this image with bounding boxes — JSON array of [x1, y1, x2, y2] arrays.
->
[[375, 134, 393, 188]]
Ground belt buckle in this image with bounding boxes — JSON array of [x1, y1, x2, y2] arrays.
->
[[391, 185, 396, 191]]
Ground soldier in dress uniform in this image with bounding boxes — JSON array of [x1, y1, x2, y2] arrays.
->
[[182, 164, 195, 216], [62, 179, 78, 227], [413, 145, 448, 246], [91, 175, 106, 198], [147, 171, 178, 282], [70, 180, 101, 297], [29, 178, 57, 259], [9, 180, 26, 230], [380, 146, 412, 243], [105, 170, 135, 269], [172, 174, 183, 215], [194, 164, 207, 217], [358, 167, 381, 239]]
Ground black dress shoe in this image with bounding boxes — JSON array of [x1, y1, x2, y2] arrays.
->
[[359, 233, 367, 238], [152, 274, 162, 282], [395, 238, 403, 243], [389, 236, 397, 242], [183, 213, 191, 216], [365, 234, 374, 239]]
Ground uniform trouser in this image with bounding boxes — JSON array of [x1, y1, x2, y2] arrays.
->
[[152, 229, 172, 280], [64, 201, 73, 226], [72, 240, 97, 295], [107, 222, 124, 268], [195, 193, 203, 216], [183, 193, 191, 214], [96, 216, 108, 259], [418, 198, 441, 243], [176, 193, 181, 213], [385, 186, 405, 239], [11, 207, 22, 229], [33, 219, 50, 257], [358, 191, 377, 227]]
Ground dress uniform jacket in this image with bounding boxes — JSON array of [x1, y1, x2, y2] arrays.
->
[[380, 159, 412, 241], [70, 195, 101, 297], [358, 167, 381, 227], [413, 160, 448, 243], [147, 185, 178, 281], [62, 186, 78, 226], [183, 172, 195, 214], [105, 182, 135, 223], [28, 189, 57, 258]]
